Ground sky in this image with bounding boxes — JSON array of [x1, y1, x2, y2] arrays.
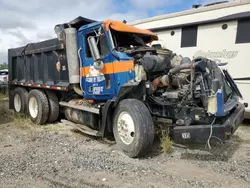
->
[[0, 0, 222, 63]]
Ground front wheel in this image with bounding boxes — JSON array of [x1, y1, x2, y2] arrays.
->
[[113, 99, 154, 158]]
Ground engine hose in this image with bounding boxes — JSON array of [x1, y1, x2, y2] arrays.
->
[[169, 63, 193, 75], [152, 76, 164, 92]]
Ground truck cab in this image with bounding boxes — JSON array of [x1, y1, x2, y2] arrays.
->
[[78, 21, 134, 100], [54, 17, 157, 100]]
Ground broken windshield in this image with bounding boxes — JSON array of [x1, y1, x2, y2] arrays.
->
[[110, 29, 151, 50]]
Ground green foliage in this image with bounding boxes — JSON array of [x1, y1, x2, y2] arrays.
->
[[0, 92, 8, 99], [161, 135, 172, 153], [0, 62, 8, 70], [13, 113, 31, 129], [0, 100, 7, 115]]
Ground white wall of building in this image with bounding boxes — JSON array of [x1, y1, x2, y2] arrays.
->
[[132, 0, 250, 114]]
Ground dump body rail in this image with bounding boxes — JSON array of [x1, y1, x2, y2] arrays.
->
[[8, 38, 69, 91]]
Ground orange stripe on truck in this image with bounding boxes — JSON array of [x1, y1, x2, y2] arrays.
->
[[81, 60, 134, 76]]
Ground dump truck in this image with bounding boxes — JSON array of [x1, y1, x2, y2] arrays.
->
[[8, 17, 245, 157]]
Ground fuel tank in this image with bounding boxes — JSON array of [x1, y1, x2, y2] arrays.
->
[[64, 99, 99, 129]]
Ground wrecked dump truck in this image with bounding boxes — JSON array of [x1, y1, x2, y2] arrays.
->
[[8, 17, 245, 157]]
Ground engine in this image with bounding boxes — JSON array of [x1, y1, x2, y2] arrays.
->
[[124, 45, 237, 125]]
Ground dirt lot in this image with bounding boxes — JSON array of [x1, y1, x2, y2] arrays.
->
[[0, 99, 250, 188]]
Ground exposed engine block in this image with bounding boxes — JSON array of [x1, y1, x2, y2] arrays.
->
[[124, 45, 236, 125]]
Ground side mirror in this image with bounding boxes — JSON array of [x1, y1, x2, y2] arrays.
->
[[87, 36, 104, 70]]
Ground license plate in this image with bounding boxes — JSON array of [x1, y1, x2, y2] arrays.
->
[[182, 132, 191, 139]]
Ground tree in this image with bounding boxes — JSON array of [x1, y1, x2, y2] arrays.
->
[[0, 62, 8, 70]]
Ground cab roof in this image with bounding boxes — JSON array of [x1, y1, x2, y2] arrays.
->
[[104, 20, 158, 41], [56, 16, 158, 43]]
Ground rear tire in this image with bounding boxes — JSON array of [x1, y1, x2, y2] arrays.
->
[[28, 89, 49, 125], [46, 91, 59, 123], [113, 99, 154, 158], [13, 87, 28, 114]]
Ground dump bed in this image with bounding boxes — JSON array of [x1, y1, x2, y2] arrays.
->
[[8, 38, 70, 91]]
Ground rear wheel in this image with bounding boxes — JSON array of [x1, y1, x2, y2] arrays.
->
[[46, 91, 59, 123], [113, 99, 154, 158], [28, 89, 49, 125], [13, 87, 28, 114]]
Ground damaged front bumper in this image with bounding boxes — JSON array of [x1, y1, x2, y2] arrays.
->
[[173, 103, 245, 144]]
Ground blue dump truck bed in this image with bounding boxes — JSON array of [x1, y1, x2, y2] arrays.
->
[[8, 38, 69, 91]]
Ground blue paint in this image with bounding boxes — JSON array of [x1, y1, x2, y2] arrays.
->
[[114, 51, 134, 61], [78, 21, 103, 32], [77, 21, 135, 100], [82, 70, 134, 100], [83, 74, 116, 100], [215, 90, 225, 117], [114, 71, 135, 92]]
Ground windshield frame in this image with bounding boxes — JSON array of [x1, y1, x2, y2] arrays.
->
[[109, 29, 150, 52]]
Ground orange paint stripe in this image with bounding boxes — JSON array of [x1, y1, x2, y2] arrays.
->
[[81, 61, 134, 76]]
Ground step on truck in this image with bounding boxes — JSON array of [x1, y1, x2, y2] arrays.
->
[[8, 17, 245, 157]]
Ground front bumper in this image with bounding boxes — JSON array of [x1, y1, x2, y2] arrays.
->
[[173, 103, 245, 144]]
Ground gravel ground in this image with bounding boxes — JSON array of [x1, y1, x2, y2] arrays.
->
[[0, 102, 250, 188]]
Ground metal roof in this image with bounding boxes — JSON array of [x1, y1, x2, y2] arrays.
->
[[150, 11, 250, 32], [130, 0, 250, 26]]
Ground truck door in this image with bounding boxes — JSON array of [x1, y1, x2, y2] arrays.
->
[[79, 26, 116, 100]]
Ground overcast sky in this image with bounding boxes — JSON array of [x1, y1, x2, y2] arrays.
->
[[0, 0, 221, 63]]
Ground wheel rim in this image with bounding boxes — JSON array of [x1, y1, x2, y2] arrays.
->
[[117, 112, 135, 145], [14, 94, 21, 112], [29, 96, 38, 118]]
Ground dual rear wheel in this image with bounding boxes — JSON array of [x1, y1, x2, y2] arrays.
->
[[13, 88, 59, 125]]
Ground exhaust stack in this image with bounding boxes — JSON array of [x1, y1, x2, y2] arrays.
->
[[65, 28, 80, 84]]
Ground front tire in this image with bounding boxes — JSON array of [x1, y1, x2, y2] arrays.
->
[[13, 87, 28, 114], [28, 89, 49, 125], [113, 99, 154, 158]]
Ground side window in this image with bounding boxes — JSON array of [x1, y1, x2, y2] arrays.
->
[[181, 26, 198, 47], [236, 19, 250, 44], [85, 28, 109, 58]]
